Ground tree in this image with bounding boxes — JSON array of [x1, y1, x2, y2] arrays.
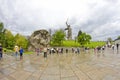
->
[[0, 22, 4, 43], [0, 22, 4, 32], [77, 32, 92, 47], [74, 36, 77, 42], [51, 29, 65, 46], [117, 36, 120, 39], [107, 37, 112, 43], [5, 30, 15, 49], [77, 30, 82, 37], [14, 33, 20, 42], [75, 30, 82, 42], [15, 34, 28, 49], [0, 22, 6, 47]]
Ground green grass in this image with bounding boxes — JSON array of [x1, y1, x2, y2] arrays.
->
[[84, 41, 106, 48], [3, 48, 13, 53], [3, 48, 34, 55], [63, 40, 80, 47], [24, 51, 34, 54], [51, 40, 106, 48]]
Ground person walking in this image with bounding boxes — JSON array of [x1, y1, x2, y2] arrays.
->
[[72, 47, 74, 53], [43, 45, 48, 59], [36, 48, 40, 56], [112, 44, 114, 50], [116, 44, 119, 50], [77, 47, 80, 54], [14, 45, 19, 59], [66, 48, 68, 53], [0, 43, 3, 60], [19, 47, 24, 60], [116, 43, 119, 53], [61, 48, 63, 54]]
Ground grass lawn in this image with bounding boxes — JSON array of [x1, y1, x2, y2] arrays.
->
[[3, 48, 34, 55], [24, 51, 34, 54], [51, 40, 106, 48]]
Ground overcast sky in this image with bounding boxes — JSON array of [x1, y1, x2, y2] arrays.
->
[[0, 0, 120, 41]]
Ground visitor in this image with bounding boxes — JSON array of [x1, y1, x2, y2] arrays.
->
[[116, 43, 119, 51], [77, 47, 80, 54], [112, 44, 115, 50], [36, 48, 40, 56], [54, 48, 56, 53], [51, 48, 54, 54], [72, 48, 74, 53], [56, 48, 59, 54], [75, 48, 77, 54], [58, 48, 61, 54], [49, 48, 52, 54], [94, 47, 97, 55], [43, 45, 48, 58], [102, 46, 105, 52], [14, 45, 19, 59], [40, 47, 43, 54], [61, 48, 63, 54], [66, 48, 68, 53], [19, 47, 24, 60], [97, 46, 101, 53], [101, 46, 105, 56], [0, 43, 3, 60]]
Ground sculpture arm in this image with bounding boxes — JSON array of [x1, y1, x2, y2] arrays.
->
[[66, 21, 69, 26], [65, 28, 68, 30]]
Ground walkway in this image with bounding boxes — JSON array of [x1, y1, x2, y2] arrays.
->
[[0, 48, 120, 80]]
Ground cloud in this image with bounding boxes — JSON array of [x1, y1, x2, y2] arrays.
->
[[0, 0, 120, 41], [71, 0, 120, 40]]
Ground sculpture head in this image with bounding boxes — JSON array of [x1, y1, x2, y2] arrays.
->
[[28, 29, 50, 51]]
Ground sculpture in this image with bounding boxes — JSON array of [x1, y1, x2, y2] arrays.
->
[[65, 20, 72, 40], [28, 29, 50, 51]]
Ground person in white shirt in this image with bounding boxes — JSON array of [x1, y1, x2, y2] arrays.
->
[[43, 45, 48, 58]]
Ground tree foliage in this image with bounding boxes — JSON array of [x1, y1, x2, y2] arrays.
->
[[15, 34, 28, 49], [0, 22, 29, 49], [77, 32, 92, 46], [0, 22, 6, 47], [117, 36, 120, 39], [77, 30, 82, 37], [4, 30, 15, 48], [0, 22, 4, 42], [107, 37, 112, 43], [0, 22, 4, 32], [51, 29, 65, 46]]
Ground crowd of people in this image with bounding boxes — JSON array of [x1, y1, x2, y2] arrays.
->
[[35, 47, 81, 56], [0, 43, 119, 61], [94, 43, 120, 56]]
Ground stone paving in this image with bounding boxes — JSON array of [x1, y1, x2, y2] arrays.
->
[[0, 48, 120, 80]]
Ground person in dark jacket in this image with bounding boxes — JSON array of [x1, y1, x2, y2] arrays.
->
[[19, 47, 24, 60], [0, 43, 3, 60], [116, 44, 119, 51]]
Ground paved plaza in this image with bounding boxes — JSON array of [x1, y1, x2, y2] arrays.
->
[[0, 48, 120, 80]]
